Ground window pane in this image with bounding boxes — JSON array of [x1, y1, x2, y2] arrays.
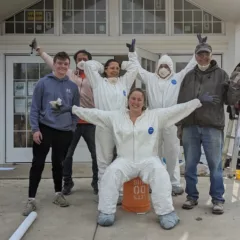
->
[[27, 132, 33, 148], [174, 0, 183, 9], [74, 23, 84, 33], [145, 11, 154, 22], [144, 22, 154, 34], [62, 23, 73, 33], [96, 11, 106, 22], [134, 11, 143, 22], [96, 0, 106, 10], [25, 11, 34, 21], [213, 16, 221, 21], [35, 23, 44, 33], [40, 63, 52, 78], [144, 0, 154, 10], [45, 11, 54, 22], [85, 11, 95, 21], [15, 23, 24, 33], [6, 16, 14, 22], [25, 23, 34, 33], [15, 11, 24, 21], [155, 0, 165, 10], [194, 22, 202, 33], [27, 64, 39, 79], [184, 11, 192, 21], [28, 1, 44, 9], [193, 11, 202, 21], [174, 22, 183, 34], [96, 23, 106, 33], [85, 23, 95, 33], [133, 23, 143, 34], [74, 0, 84, 9], [45, 0, 54, 9], [5, 23, 14, 33], [156, 11, 165, 22], [63, 11, 73, 21], [45, 23, 54, 34], [213, 22, 222, 33], [203, 22, 212, 33], [156, 23, 165, 33], [174, 11, 183, 22], [184, 23, 192, 33], [122, 0, 132, 10], [203, 12, 212, 22], [74, 11, 84, 21], [14, 132, 26, 148], [122, 23, 132, 34], [133, 0, 143, 10], [122, 11, 132, 22], [62, 0, 73, 9], [14, 114, 26, 130], [184, 1, 198, 10], [14, 64, 26, 79], [85, 0, 95, 10]]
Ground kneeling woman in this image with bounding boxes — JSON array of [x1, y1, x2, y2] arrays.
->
[[52, 88, 202, 230]]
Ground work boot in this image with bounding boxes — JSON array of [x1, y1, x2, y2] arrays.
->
[[172, 186, 184, 196], [62, 180, 74, 195], [53, 193, 69, 207], [97, 212, 115, 226], [22, 199, 37, 216], [91, 181, 99, 195], [182, 199, 198, 210], [212, 202, 224, 215], [159, 211, 180, 230]]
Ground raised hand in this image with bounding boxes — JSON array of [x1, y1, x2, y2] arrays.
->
[[126, 39, 136, 52]]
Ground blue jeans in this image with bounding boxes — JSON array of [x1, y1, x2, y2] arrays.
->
[[182, 126, 225, 203]]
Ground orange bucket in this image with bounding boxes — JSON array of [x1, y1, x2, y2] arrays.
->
[[122, 177, 151, 213]]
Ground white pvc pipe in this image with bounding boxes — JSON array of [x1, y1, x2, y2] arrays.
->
[[9, 211, 37, 240]]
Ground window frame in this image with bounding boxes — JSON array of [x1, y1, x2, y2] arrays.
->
[[171, 0, 225, 36], [3, 0, 56, 35], [60, 0, 109, 35], [120, 0, 169, 36]]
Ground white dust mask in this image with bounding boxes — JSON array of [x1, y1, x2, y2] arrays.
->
[[198, 64, 210, 71], [158, 67, 170, 78], [108, 77, 118, 84]]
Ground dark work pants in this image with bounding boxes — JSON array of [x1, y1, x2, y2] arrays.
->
[[63, 123, 98, 187], [28, 124, 73, 198]]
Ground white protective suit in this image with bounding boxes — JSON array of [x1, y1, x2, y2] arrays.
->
[[130, 52, 196, 188], [72, 99, 201, 215], [78, 53, 138, 183]]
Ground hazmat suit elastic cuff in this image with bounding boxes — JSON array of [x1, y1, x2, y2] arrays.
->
[[72, 105, 79, 115]]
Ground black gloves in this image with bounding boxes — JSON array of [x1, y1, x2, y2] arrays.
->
[[198, 92, 220, 104], [29, 38, 38, 54], [126, 39, 136, 52]]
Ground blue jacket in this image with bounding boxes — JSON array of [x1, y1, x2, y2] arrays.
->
[[30, 73, 80, 132]]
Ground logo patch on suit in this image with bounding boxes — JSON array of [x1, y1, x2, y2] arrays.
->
[[171, 79, 177, 85], [66, 88, 71, 93], [148, 127, 154, 134], [123, 90, 126, 96]]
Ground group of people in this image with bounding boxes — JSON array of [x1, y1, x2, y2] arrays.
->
[[22, 34, 240, 230]]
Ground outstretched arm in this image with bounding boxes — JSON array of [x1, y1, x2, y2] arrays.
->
[[155, 99, 202, 128], [72, 106, 112, 128], [77, 60, 104, 89]]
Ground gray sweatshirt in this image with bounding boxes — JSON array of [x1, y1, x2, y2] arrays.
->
[[30, 73, 80, 133]]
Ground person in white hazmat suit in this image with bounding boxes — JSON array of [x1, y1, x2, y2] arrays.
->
[[50, 88, 215, 229], [77, 40, 138, 189], [129, 40, 197, 195]]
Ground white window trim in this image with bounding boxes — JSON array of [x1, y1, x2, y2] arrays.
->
[[59, 0, 109, 36], [171, 0, 226, 36], [119, 0, 169, 36]]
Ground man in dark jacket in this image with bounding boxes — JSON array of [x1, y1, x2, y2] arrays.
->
[[177, 35, 240, 214]]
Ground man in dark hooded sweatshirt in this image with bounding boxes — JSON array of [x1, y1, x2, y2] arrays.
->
[[23, 51, 80, 216], [177, 34, 240, 214]]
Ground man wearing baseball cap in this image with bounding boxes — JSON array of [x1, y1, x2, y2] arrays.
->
[[177, 34, 240, 215]]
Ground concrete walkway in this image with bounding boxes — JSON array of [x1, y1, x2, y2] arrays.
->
[[0, 164, 240, 240]]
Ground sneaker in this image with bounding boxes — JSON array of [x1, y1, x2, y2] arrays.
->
[[62, 181, 74, 195], [159, 211, 180, 230], [97, 212, 115, 226], [53, 193, 69, 207], [212, 202, 224, 215], [182, 199, 198, 210], [22, 199, 36, 216], [172, 186, 184, 196]]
